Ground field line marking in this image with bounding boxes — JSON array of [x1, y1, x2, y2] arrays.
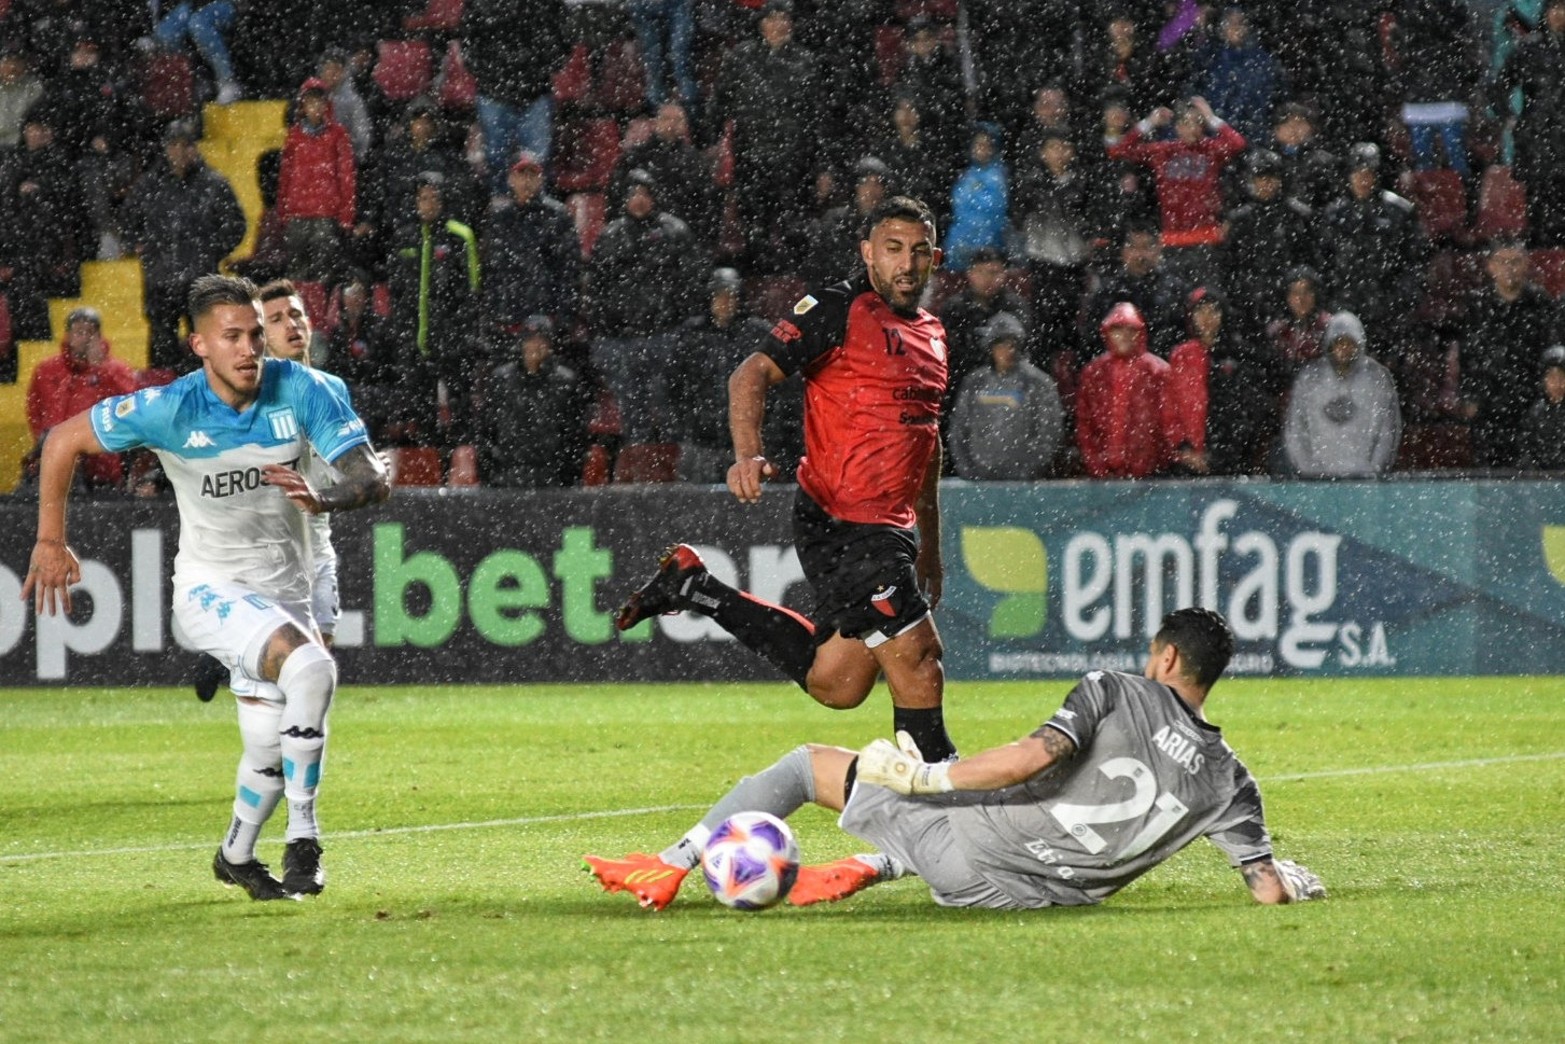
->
[[0, 804, 707, 865], [4, 751, 1564, 865], [1265, 750, 1565, 782]]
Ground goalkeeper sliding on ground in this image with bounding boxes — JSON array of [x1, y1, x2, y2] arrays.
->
[[585, 607, 1326, 911]]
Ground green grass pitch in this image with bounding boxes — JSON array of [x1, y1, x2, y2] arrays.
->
[[3, 677, 1562, 1041]]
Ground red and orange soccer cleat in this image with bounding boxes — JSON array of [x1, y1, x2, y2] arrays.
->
[[583, 852, 689, 911], [614, 544, 708, 631], [786, 856, 880, 907]]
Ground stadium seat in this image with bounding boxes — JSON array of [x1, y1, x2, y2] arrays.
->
[[873, 25, 905, 87], [372, 282, 393, 317], [552, 42, 593, 105], [1473, 166, 1527, 242], [613, 442, 678, 483], [566, 192, 607, 257], [594, 37, 648, 114], [447, 443, 480, 486], [744, 275, 807, 322], [437, 41, 477, 110], [373, 39, 434, 102], [293, 280, 331, 334], [402, 0, 464, 32], [581, 443, 613, 486], [1406, 170, 1471, 245], [1532, 248, 1565, 298], [1417, 250, 1484, 324], [553, 117, 621, 193], [137, 51, 196, 119], [391, 446, 443, 486]]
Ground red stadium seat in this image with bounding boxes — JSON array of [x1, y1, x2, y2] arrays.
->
[[373, 39, 434, 102], [567, 191, 607, 257], [613, 442, 678, 483], [594, 37, 648, 114], [553, 117, 621, 193], [138, 51, 196, 119], [552, 43, 593, 105], [447, 443, 480, 486], [1532, 248, 1565, 299], [873, 25, 905, 87], [581, 443, 613, 486], [1473, 165, 1527, 242], [391, 446, 443, 486], [437, 41, 478, 110], [1406, 169, 1470, 245], [292, 280, 331, 335], [402, 0, 464, 32]]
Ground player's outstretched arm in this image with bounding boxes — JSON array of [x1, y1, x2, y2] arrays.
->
[[1240, 858, 1327, 904], [264, 444, 391, 515], [23, 411, 105, 616], [857, 727, 1076, 796]]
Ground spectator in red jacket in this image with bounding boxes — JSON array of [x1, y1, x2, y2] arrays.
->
[[276, 77, 357, 282], [25, 307, 138, 489], [1075, 301, 1175, 479], [1106, 95, 1245, 281]]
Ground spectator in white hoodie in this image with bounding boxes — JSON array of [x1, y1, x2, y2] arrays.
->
[[1281, 311, 1401, 477]]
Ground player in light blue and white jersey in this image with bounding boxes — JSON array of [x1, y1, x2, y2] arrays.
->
[[190, 278, 351, 703], [24, 274, 391, 901], [586, 608, 1327, 912]]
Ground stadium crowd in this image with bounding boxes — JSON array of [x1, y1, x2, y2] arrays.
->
[[6, 0, 1565, 492]]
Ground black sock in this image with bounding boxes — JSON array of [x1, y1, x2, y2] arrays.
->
[[894, 706, 956, 762], [688, 573, 817, 690]]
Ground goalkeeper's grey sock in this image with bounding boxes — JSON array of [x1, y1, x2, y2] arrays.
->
[[659, 745, 816, 870], [853, 853, 907, 881]]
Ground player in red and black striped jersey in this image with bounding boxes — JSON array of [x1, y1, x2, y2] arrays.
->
[[616, 197, 958, 761]]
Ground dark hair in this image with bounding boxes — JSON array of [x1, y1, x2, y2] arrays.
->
[[187, 274, 259, 324], [258, 278, 298, 305], [860, 194, 937, 242], [1154, 608, 1235, 690]]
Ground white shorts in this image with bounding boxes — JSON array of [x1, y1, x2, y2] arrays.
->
[[175, 581, 315, 697]]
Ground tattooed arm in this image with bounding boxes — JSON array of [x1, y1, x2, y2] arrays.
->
[[944, 725, 1078, 791], [263, 443, 391, 515]]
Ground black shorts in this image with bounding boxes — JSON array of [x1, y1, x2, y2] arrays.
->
[[792, 488, 931, 647]]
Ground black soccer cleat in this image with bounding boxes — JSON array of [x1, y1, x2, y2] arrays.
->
[[193, 653, 228, 703], [282, 837, 326, 896], [213, 849, 298, 901], [614, 544, 708, 631]]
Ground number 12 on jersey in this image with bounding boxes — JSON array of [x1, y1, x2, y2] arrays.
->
[[1048, 756, 1191, 863]]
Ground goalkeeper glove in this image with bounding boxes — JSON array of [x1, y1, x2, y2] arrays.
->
[[1275, 859, 1326, 902], [856, 731, 954, 795]]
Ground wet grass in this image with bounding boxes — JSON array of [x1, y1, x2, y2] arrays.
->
[[2, 677, 1561, 1041]]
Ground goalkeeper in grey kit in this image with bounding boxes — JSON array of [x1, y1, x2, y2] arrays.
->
[[585, 608, 1325, 910]]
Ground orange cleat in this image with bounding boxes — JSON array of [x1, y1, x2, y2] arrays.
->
[[583, 852, 689, 911], [786, 857, 880, 906]]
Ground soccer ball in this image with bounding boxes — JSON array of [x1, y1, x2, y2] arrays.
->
[[701, 811, 800, 910]]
